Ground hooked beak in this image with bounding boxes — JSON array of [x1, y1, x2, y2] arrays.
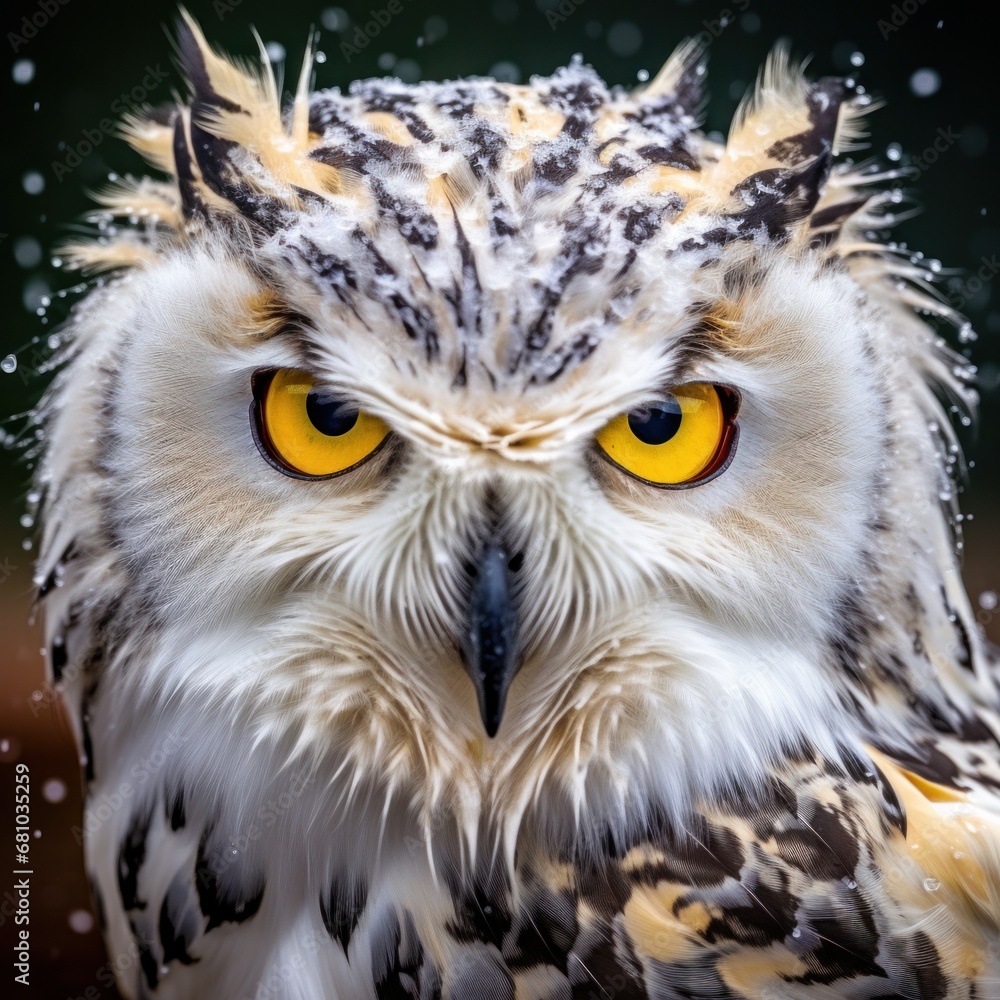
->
[[460, 541, 519, 738]]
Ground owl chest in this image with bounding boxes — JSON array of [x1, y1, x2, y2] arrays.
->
[[82, 736, 976, 1000]]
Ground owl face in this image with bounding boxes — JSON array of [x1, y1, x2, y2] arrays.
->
[[90, 206, 884, 842], [44, 20, 975, 855]]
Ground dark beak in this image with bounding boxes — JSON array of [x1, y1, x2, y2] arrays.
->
[[461, 542, 519, 738]]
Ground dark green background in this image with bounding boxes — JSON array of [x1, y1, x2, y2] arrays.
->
[[1, 0, 997, 996]]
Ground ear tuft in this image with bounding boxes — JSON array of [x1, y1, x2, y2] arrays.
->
[[168, 11, 339, 229], [175, 8, 271, 120], [636, 38, 707, 120], [691, 45, 873, 243]]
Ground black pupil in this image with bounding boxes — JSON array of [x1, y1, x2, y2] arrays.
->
[[305, 388, 359, 436], [628, 398, 682, 445]]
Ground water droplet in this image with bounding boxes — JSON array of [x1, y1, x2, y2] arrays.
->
[[19, 514, 33, 529], [488, 60, 520, 84], [607, 20, 642, 57], [886, 142, 903, 162], [2, 354, 17, 374], [14, 236, 43, 269], [791, 927, 802, 938], [636, 68, 649, 82], [909, 68, 941, 98], [265, 41, 285, 63], [850, 51, 865, 67], [23, 276, 51, 313], [314, 51, 327, 64], [68, 909, 94, 934], [979, 591, 998, 611], [22, 539, 32, 551], [12, 58, 35, 84], [394, 58, 421, 83], [43, 778, 67, 803], [321, 7, 349, 30], [423, 16, 448, 44], [923, 877, 941, 891], [22, 170, 44, 195]]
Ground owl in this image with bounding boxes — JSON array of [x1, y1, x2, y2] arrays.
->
[[34, 13, 1000, 1000]]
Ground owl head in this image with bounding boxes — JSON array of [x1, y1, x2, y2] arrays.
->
[[38, 15, 987, 862]]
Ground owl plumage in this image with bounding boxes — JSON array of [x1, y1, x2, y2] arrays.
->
[[35, 13, 1000, 999]]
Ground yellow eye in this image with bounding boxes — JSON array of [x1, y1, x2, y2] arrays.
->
[[251, 369, 389, 478], [596, 383, 738, 487]]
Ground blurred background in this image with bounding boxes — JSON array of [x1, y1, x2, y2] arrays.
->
[[1, 0, 997, 995]]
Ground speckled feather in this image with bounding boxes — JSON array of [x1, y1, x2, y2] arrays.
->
[[35, 14, 1000, 1000]]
